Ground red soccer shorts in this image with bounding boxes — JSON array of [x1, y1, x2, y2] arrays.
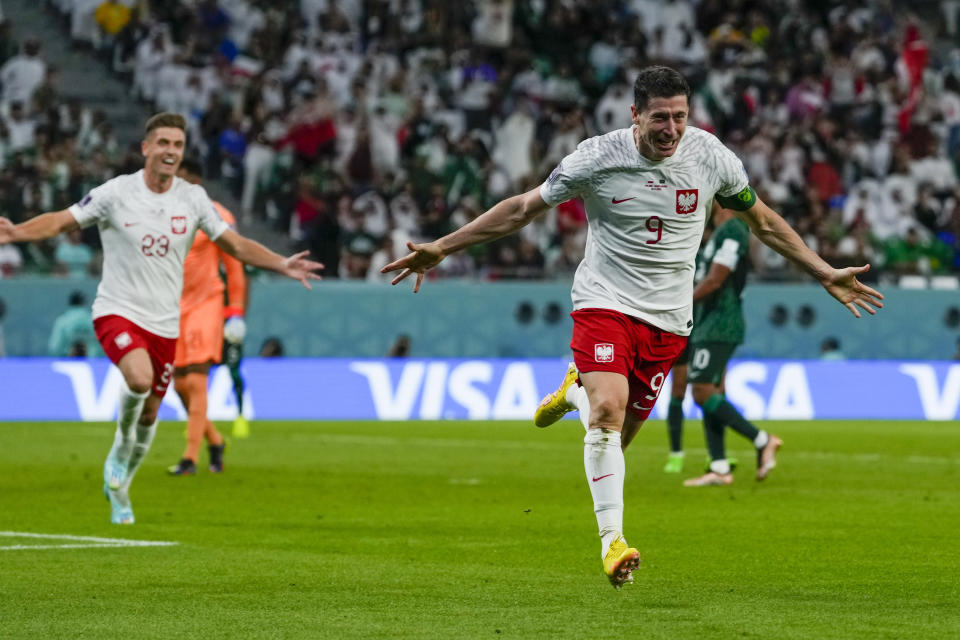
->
[[570, 308, 688, 420], [94, 315, 177, 397]]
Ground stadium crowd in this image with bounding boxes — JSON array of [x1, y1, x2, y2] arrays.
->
[[2, 0, 960, 283]]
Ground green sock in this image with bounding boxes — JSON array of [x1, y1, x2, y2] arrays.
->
[[229, 363, 245, 414], [704, 394, 759, 443], [666, 397, 683, 453], [702, 412, 726, 462]]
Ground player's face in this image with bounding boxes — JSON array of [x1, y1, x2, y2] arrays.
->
[[631, 95, 689, 161], [142, 127, 186, 179]]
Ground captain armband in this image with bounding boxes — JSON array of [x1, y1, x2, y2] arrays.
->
[[715, 185, 757, 211]]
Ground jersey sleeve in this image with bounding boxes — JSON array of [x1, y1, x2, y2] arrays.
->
[[539, 143, 594, 207], [193, 188, 229, 241], [711, 141, 750, 198], [68, 181, 116, 227]]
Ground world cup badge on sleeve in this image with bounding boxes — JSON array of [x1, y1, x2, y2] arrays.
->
[[547, 161, 563, 184]]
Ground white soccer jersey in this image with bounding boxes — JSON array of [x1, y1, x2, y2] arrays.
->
[[540, 126, 749, 336], [69, 170, 229, 338]]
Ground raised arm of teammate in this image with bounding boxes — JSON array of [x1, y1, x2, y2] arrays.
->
[[718, 190, 884, 318], [692, 261, 731, 303], [222, 249, 247, 315], [0, 210, 78, 243], [214, 228, 323, 290], [381, 186, 551, 292]]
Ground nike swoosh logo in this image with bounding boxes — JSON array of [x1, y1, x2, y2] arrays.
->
[[611, 196, 636, 204], [632, 402, 653, 411], [592, 474, 614, 482], [124, 222, 138, 227]]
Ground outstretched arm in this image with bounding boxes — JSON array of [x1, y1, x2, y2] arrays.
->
[[214, 228, 323, 290], [693, 262, 731, 302], [381, 186, 552, 292], [220, 249, 248, 314], [734, 196, 884, 317], [0, 210, 79, 244]]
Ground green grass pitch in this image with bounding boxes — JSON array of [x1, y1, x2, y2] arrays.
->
[[1, 419, 958, 639]]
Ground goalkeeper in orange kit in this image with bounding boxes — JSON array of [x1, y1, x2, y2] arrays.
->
[[168, 158, 248, 476]]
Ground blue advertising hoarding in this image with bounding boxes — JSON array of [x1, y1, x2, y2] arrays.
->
[[0, 358, 958, 422]]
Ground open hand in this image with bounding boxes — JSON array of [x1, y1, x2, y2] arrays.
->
[[282, 250, 324, 289], [821, 264, 884, 318], [380, 241, 445, 292], [0, 217, 14, 244]]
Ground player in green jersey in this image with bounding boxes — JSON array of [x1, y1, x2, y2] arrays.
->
[[682, 202, 782, 486]]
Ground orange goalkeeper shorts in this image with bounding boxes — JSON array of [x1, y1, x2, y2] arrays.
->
[[175, 295, 224, 368]]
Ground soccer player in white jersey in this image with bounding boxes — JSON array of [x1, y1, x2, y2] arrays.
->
[[382, 66, 883, 588], [0, 113, 323, 525]]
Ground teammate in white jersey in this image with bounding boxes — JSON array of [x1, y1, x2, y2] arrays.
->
[[381, 67, 883, 588], [0, 113, 322, 525]]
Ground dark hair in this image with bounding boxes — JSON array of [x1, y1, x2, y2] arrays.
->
[[259, 336, 284, 357], [68, 290, 86, 306], [23, 39, 41, 57], [633, 66, 691, 111], [144, 112, 186, 137], [178, 156, 204, 178]]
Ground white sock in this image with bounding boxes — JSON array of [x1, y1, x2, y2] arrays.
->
[[584, 428, 624, 558], [113, 385, 149, 464], [121, 420, 157, 492], [709, 459, 731, 475], [567, 384, 591, 431], [754, 430, 770, 449], [108, 427, 128, 467]]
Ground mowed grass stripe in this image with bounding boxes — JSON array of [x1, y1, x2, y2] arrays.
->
[[0, 419, 957, 639]]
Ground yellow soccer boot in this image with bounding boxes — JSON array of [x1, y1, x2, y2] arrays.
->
[[533, 362, 579, 428], [603, 535, 641, 589]]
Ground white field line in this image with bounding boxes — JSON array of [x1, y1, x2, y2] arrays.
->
[[0, 531, 178, 551], [1, 544, 165, 550]]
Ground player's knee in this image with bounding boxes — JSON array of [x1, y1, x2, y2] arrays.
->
[[181, 374, 206, 414], [125, 373, 152, 395], [187, 373, 208, 398], [691, 384, 713, 406], [588, 397, 625, 428], [173, 375, 190, 401]]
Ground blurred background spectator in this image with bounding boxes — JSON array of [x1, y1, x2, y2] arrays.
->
[[47, 289, 100, 357], [259, 335, 285, 357], [819, 335, 846, 360], [0, 0, 955, 287]]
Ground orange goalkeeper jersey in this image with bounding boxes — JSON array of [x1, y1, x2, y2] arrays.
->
[[180, 201, 246, 315]]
